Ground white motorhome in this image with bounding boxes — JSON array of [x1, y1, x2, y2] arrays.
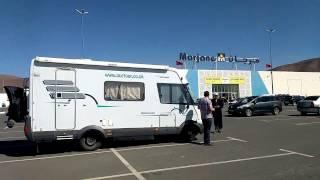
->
[[5, 57, 202, 150]]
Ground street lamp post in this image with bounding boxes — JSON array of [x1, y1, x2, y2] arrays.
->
[[75, 9, 89, 58], [266, 28, 276, 94]]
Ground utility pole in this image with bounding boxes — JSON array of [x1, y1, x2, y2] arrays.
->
[[75, 9, 89, 58], [266, 28, 276, 94]]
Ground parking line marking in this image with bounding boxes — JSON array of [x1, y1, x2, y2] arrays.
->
[[259, 118, 299, 123], [0, 136, 25, 141], [0, 138, 241, 165], [111, 148, 146, 180], [82, 173, 133, 180], [279, 149, 315, 158], [118, 139, 234, 152], [0, 150, 112, 164], [295, 122, 320, 126], [140, 152, 295, 174], [2, 125, 24, 129], [227, 137, 248, 143], [82, 173, 134, 180], [83, 148, 315, 180], [0, 131, 24, 134]]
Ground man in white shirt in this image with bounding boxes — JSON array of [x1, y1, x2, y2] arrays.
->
[[198, 91, 215, 145]]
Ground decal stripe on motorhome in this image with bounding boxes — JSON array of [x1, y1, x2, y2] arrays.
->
[[84, 94, 98, 104], [49, 93, 85, 99], [46, 86, 80, 92], [97, 105, 118, 108], [43, 80, 73, 85]]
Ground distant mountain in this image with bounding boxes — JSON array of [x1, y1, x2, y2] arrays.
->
[[273, 58, 320, 72], [0, 74, 28, 93]]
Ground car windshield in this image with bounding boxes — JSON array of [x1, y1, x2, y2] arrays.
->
[[304, 96, 319, 100], [240, 96, 256, 103], [235, 98, 245, 102]]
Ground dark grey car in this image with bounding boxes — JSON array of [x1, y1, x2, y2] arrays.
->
[[229, 95, 282, 117]]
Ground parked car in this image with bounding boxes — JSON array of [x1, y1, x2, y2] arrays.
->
[[297, 96, 320, 115], [228, 95, 282, 117], [228, 97, 245, 106], [283, 95, 294, 106], [292, 95, 305, 104], [275, 94, 293, 106]]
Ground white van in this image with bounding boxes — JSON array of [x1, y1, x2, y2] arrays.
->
[[5, 57, 202, 151]]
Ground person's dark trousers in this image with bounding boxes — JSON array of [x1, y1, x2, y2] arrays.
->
[[214, 111, 223, 130], [202, 118, 212, 144]]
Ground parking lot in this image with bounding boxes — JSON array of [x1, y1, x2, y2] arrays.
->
[[0, 106, 319, 180]]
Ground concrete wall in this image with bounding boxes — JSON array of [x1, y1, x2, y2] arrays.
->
[[258, 71, 320, 96]]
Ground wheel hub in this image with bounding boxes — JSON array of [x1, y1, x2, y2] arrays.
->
[[86, 136, 97, 146]]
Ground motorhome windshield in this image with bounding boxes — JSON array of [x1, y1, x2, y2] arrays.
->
[[182, 84, 195, 105], [157, 83, 194, 105]]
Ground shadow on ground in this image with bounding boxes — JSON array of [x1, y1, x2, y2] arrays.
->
[[0, 135, 192, 157], [288, 114, 319, 117]]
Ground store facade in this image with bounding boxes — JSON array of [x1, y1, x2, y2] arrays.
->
[[179, 69, 320, 100]]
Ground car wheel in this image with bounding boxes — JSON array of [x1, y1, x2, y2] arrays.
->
[[79, 133, 102, 151], [181, 125, 199, 142], [272, 107, 280, 115], [245, 109, 253, 117]]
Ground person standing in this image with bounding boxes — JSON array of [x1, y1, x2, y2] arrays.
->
[[198, 91, 215, 145], [211, 92, 224, 133]]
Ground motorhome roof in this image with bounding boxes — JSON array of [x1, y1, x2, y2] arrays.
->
[[34, 57, 170, 70]]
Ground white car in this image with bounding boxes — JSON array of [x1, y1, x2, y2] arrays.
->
[[297, 96, 320, 115]]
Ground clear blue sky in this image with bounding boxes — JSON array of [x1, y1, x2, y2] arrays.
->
[[1, 0, 320, 77]]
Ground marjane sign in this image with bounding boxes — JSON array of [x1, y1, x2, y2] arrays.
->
[[179, 52, 259, 63]]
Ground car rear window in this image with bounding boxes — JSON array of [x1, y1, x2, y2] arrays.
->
[[305, 96, 319, 100]]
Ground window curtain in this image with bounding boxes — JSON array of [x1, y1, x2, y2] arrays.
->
[[120, 83, 142, 100], [104, 83, 121, 100]]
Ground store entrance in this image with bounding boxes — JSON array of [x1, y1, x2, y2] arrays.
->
[[212, 84, 239, 102]]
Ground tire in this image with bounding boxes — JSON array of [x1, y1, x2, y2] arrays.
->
[[245, 109, 253, 117], [272, 107, 280, 115], [79, 132, 102, 151], [181, 125, 199, 142]]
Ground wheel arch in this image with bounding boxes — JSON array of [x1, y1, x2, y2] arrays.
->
[[77, 125, 106, 140], [179, 120, 203, 134]]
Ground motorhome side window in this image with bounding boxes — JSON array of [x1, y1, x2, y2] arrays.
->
[[104, 81, 145, 101], [157, 83, 193, 104]]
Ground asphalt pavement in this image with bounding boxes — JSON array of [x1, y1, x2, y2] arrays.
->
[[0, 105, 319, 180]]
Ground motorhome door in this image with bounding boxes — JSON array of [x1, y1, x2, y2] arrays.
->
[[54, 69, 76, 130], [157, 84, 191, 128]]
